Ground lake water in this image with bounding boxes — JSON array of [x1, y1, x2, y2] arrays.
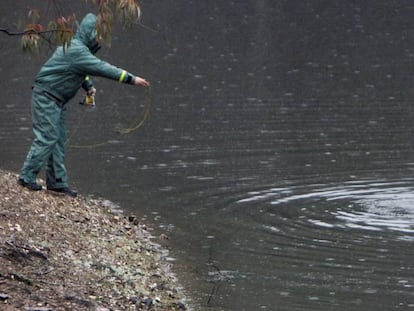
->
[[1, 1, 414, 310]]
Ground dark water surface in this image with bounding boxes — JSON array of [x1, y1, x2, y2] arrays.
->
[[1, 1, 414, 310]]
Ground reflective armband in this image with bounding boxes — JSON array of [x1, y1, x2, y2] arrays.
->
[[119, 70, 127, 83], [82, 75, 94, 91]]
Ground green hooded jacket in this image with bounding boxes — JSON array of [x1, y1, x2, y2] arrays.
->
[[33, 13, 137, 103]]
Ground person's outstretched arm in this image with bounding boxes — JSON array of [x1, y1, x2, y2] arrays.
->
[[72, 47, 150, 88]]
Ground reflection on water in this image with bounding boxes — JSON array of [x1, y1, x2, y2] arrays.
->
[[1, 0, 414, 310]]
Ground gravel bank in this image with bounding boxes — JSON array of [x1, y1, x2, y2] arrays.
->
[[0, 169, 189, 310]]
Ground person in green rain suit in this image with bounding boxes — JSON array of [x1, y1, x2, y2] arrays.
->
[[18, 13, 150, 197]]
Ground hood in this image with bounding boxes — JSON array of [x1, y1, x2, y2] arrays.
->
[[74, 13, 98, 46]]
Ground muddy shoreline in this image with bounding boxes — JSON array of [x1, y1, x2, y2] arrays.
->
[[0, 169, 189, 310]]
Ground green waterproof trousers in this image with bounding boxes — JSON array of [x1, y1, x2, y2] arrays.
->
[[20, 91, 68, 188]]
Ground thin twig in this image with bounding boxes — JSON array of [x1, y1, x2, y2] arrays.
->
[[0, 28, 61, 36]]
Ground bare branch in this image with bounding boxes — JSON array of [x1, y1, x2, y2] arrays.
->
[[0, 28, 65, 36], [0, 28, 28, 36]]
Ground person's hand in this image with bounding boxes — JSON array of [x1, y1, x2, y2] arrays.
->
[[87, 87, 97, 96], [134, 76, 150, 87]]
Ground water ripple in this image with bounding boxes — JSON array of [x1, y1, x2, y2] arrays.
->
[[239, 179, 414, 235]]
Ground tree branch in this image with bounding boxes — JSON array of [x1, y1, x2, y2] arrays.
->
[[0, 28, 26, 36], [0, 28, 66, 37]]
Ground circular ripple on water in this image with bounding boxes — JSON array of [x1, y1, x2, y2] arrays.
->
[[229, 178, 414, 310], [275, 179, 414, 237], [239, 178, 414, 237]]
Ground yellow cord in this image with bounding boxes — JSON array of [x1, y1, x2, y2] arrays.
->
[[115, 86, 152, 134], [68, 86, 152, 149]]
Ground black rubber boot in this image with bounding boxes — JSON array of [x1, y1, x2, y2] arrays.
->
[[18, 178, 42, 191], [47, 187, 77, 198]]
